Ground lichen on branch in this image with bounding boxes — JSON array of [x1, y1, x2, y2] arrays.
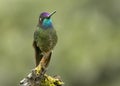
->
[[20, 57, 64, 86]]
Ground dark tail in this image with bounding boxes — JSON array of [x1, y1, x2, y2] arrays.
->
[[33, 41, 43, 67]]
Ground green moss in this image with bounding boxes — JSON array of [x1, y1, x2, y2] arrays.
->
[[40, 74, 64, 86]]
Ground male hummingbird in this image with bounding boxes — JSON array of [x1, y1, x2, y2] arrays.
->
[[33, 11, 57, 74]]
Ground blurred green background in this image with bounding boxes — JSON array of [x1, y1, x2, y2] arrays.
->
[[0, 0, 120, 86]]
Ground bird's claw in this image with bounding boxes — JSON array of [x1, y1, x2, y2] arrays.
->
[[34, 65, 41, 76]]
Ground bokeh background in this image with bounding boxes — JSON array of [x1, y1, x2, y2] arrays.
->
[[0, 0, 120, 86]]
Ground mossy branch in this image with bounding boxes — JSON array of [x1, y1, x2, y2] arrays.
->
[[19, 55, 64, 86], [20, 71, 64, 86]]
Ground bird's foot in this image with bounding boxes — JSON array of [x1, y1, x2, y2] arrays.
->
[[34, 65, 42, 76], [34, 65, 46, 75]]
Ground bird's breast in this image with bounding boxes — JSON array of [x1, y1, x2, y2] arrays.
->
[[34, 28, 57, 52]]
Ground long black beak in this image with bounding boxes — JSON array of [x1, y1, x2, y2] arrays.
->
[[48, 11, 56, 18]]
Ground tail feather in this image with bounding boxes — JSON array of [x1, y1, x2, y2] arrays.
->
[[33, 41, 43, 67]]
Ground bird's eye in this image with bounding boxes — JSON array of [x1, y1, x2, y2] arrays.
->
[[39, 18, 42, 21]]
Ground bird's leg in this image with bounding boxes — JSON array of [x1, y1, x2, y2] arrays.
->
[[34, 51, 52, 76], [40, 51, 52, 68], [34, 63, 42, 76], [34, 58, 46, 76]]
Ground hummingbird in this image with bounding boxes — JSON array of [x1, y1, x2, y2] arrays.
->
[[33, 11, 58, 75]]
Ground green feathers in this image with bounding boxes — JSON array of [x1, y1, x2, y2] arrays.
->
[[34, 27, 57, 52]]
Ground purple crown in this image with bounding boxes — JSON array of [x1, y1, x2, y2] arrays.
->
[[40, 12, 50, 18]]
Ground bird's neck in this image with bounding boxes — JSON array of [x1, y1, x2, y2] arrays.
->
[[39, 19, 53, 29]]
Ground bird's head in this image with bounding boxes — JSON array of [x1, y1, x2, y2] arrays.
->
[[38, 11, 56, 29]]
